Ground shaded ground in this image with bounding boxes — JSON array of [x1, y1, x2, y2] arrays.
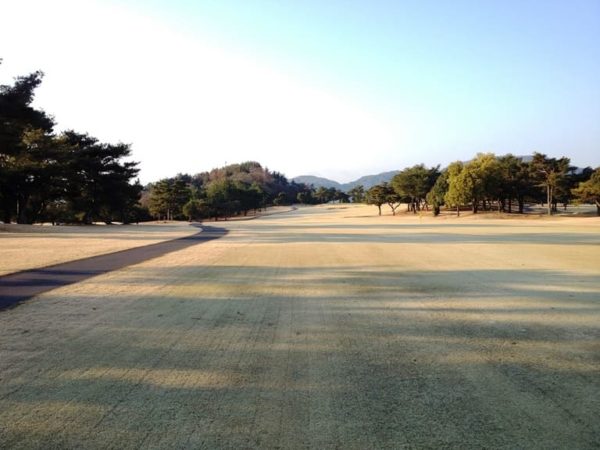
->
[[0, 205, 598, 449]]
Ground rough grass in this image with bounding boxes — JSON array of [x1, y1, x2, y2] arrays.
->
[[0, 222, 198, 276], [0, 204, 599, 449]]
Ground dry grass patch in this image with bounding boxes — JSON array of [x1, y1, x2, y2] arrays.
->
[[0, 222, 198, 276]]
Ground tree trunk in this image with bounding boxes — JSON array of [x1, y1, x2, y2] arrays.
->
[[456, 206, 460, 217], [508, 198, 512, 213], [596, 201, 600, 216], [377, 205, 381, 216], [2, 208, 11, 224], [17, 194, 33, 224], [518, 196, 524, 214], [547, 185, 552, 215]]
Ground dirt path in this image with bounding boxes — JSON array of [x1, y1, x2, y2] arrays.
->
[[0, 205, 598, 448]]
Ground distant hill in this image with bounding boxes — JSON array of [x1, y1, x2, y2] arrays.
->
[[293, 170, 400, 191], [341, 171, 400, 191], [292, 175, 342, 189]]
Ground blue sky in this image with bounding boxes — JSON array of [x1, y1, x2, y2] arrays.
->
[[2, 0, 599, 182]]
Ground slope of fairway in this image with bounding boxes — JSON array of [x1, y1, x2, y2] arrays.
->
[[0, 205, 599, 448]]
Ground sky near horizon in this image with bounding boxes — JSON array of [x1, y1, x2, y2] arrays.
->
[[1, 0, 599, 183]]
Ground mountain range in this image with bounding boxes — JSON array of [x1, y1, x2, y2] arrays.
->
[[292, 171, 400, 191]]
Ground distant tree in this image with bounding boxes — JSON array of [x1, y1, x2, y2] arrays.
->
[[444, 162, 468, 216], [273, 191, 287, 206], [314, 186, 330, 204], [102, 179, 143, 224], [149, 179, 171, 220], [334, 189, 350, 203], [149, 178, 190, 220], [426, 171, 448, 216], [234, 182, 263, 215], [128, 203, 152, 224], [572, 168, 600, 215], [366, 184, 391, 216], [391, 164, 440, 213], [205, 178, 236, 220], [497, 155, 533, 213], [443, 153, 501, 214], [43, 199, 74, 225], [555, 166, 593, 211], [348, 184, 365, 203], [327, 187, 339, 203], [531, 153, 570, 215], [383, 185, 401, 215], [466, 153, 502, 213], [250, 182, 267, 211], [296, 188, 316, 204], [182, 198, 207, 221]]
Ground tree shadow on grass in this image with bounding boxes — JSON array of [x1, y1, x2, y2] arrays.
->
[[0, 226, 228, 310], [106, 265, 600, 305], [1, 264, 599, 448], [223, 230, 600, 245]]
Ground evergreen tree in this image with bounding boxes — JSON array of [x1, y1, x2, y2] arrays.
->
[[572, 168, 600, 215]]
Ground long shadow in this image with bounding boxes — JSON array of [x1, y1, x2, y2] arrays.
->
[[245, 222, 533, 230], [1, 265, 599, 448], [0, 225, 228, 310], [94, 265, 600, 308], [222, 230, 600, 245]]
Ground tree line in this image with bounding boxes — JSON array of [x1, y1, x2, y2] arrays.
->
[[363, 153, 599, 216], [143, 162, 351, 221], [0, 65, 142, 224]]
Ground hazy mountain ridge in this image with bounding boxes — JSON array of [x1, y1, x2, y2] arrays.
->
[[292, 175, 342, 190], [293, 171, 400, 191]]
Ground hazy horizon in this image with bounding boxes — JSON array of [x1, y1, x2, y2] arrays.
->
[[2, 0, 599, 184]]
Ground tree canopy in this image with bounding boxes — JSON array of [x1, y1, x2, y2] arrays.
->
[[391, 164, 440, 213], [572, 168, 600, 215], [0, 67, 141, 224]]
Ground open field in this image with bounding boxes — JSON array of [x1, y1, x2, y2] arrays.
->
[[1, 204, 599, 448]]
